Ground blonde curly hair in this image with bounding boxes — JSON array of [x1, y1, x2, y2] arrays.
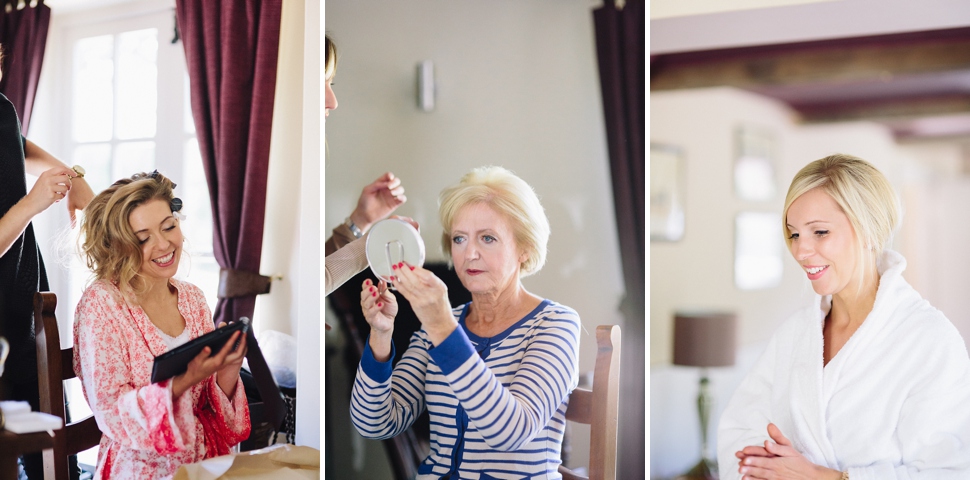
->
[[79, 171, 180, 301]]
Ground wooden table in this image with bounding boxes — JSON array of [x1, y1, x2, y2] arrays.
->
[[0, 429, 54, 480]]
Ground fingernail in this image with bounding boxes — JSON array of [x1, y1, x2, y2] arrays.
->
[[392, 264, 398, 270], [372, 292, 377, 297], [398, 262, 404, 267], [410, 266, 415, 271], [377, 302, 382, 308], [740, 467, 748, 474], [390, 276, 396, 281], [370, 287, 375, 292]]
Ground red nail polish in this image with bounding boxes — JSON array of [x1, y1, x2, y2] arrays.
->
[[410, 266, 415, 271], [392, 264, 398, 270], [377, 302, 383, 308], [372, 292, 377, 297]]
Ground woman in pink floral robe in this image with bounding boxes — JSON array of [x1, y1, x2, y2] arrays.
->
[[74, 172, 250, 478]]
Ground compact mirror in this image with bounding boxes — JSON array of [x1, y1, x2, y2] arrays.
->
[[366, 218, 426, 287]]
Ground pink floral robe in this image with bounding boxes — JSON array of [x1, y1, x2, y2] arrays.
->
[[73, 279, 250, 479]]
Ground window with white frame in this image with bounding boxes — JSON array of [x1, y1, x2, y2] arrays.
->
[[62, 9, 220, 316], [37, 5, 220, 469]]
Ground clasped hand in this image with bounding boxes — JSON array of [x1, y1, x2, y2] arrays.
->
[[735, 423, 842, 480], [171, 325, 248, 399]]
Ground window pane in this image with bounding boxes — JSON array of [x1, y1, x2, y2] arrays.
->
[[73, 144, 112, 192], [180, 138, 218, 310], [73, 35, 114, 142], [181, 138, 212, 255], [734, 211, 784, 290], [113, 141, 156, 179], [181, 255, 220, 313], [184, 73, 196, 134], [116, 28, 158, 139]]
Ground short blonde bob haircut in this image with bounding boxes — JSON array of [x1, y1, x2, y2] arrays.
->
[[79, 171, 179, 301], [439, 166, 550, 278], [783, 154, 901, 289]]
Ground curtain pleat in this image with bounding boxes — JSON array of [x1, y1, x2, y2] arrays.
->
[[0, 0, 51, 135], [593, 0, 646, 477], [176, 0, 286, 431]]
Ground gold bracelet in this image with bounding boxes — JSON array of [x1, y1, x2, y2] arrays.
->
[[841, 471, 849, 480]]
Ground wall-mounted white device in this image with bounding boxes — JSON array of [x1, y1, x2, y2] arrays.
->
[[417, 60, 435, 112]]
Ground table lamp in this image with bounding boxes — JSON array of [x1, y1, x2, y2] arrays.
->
[[673, 312, 737, 480]]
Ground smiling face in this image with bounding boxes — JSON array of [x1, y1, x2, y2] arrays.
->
[[786, 188, 865, 297], [128, 199, 182, 283], [450, 202, 526, 296]]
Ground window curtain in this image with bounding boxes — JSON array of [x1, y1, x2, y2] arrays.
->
[[175, 0, 285, 429], [0, 0, 50, 135], [593, 0, 645, 477]]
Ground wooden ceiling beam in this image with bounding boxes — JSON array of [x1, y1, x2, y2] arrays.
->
[[651, 27, 970, 90], [792, 94, 970, 123]]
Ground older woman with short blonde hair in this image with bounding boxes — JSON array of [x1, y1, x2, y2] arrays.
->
[[351, 166, 581, 479]]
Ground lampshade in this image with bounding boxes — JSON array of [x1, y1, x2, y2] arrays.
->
[[673, 312, 737, 367]]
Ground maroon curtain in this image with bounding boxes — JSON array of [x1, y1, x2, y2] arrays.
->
[[593, 0, 645, 477], [0, 0, 50, 135], [175, 0, 285, 429]]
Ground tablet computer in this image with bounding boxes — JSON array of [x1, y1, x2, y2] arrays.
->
[[150, 318, 249, 384]]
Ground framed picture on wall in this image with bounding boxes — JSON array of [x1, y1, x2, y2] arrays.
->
[[650, 143, 686, 242], [734, 125, 777, 202]]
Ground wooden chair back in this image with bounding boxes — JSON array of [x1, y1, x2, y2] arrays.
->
[[559, 324, 621, 480], [34, 292, 102, 480]]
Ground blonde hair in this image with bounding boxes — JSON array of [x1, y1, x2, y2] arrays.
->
[[79, 171, 179, 301], [325, 35, 337, 81], [439, 166, 550, 277], [783, 154, 901, 290]]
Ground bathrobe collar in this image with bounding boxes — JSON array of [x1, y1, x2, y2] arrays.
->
[[793, 249, 916, 466], [123, 278, 202, 358]]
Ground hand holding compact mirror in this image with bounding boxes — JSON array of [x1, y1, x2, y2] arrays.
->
[[366, 217, 425, 289]]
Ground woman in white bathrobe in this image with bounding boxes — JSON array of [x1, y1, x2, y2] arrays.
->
[[718, 154, 970, 480]]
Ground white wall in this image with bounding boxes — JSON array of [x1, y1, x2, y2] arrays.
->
[[648, 87, 962, 478], [260, 0, 306, 338], [296, 0, 322, 448], [325, 0, 625, 474]]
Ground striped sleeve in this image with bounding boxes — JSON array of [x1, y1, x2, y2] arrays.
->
[[428, 305, 581, 451], [350, 332, 430, 439]]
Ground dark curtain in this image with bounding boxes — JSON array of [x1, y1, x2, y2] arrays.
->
[[0, 0, 50, 135], [175, 0, 285, 429], [593, 0, 645, 477]]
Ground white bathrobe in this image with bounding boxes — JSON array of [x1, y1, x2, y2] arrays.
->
[[718, 250, 970, 480]]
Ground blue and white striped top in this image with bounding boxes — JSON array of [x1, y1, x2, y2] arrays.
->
[[351, 299, 581, 479]]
